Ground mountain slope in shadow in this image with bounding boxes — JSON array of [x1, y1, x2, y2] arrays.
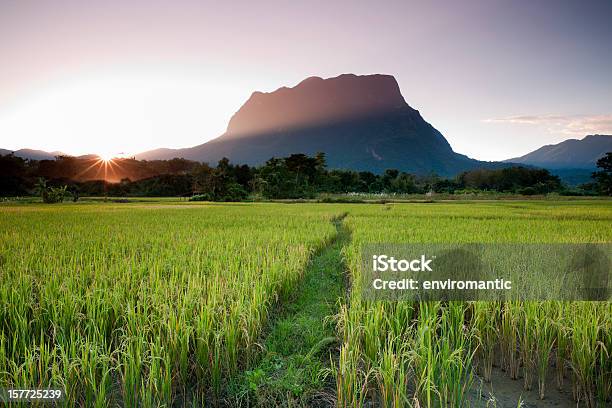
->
[[137, 74, 500, 176], [505, 134, 612, 169]]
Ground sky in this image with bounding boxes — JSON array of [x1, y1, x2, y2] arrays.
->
[[0, 0, 610, 161]]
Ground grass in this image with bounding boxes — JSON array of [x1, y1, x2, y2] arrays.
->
[[229, 215, 349, 407], [1, 199, 611, 407]]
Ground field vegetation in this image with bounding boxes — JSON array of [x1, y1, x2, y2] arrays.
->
[[1, 200, 610, 407], [336, 201, 612, 407], [0, 203, 339, 405]]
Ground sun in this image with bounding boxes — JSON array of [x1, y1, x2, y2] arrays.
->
[[98, 152, 115, 162]]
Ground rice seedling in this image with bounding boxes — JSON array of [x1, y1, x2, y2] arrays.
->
[[519, 302, 538, 391], [567, 302, 605, 408], [553, 301, 570, 390], [472, 301, 498, 382], [534, 302, 556, 399], [596, 309, 612, 406], [374, 335, 410, 408]]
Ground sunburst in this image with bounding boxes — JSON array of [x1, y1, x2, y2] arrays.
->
[[71, 154, 126, 182], [98, 152, 115, 162]]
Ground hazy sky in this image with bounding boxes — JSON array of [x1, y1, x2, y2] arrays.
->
[[0, 0, 611, 160]]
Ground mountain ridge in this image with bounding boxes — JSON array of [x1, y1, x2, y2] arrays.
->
[[135, 73, 498, 176], [505, 134, 612, 169], [0, 148, 65, 160], [9, 75, 609, 178]]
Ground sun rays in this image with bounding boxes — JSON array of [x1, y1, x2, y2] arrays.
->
[[72, 155, 126, 182], [98, 152, 115, 162]]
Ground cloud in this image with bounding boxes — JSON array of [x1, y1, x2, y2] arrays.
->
[[483, 114, 612, 136]]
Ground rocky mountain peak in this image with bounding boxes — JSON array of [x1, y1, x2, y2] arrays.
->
[[226, 73, 410, 137]]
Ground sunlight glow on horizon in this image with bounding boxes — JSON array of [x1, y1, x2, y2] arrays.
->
[[97, 152, 116, 162], [1, 1, 611, 161], [0, 72, 249, 157]]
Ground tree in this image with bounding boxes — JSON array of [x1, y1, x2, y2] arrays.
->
[[285, 154, 318, 185], [257, 157, 295, 198], [592, 152, 612, 196], [36, 178, 68, 203], [314, 152, 327, 172], [457, 166, 561, 194], [191, 163, 214, 195], [0, 154, 29, 196], [392, 172, 419, 193], [382, 169, 399, 191]]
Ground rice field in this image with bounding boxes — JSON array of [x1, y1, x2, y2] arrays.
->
[[0, 203, 340, 406], [0, 200, 611, 407], [336, 201, 612, 407]]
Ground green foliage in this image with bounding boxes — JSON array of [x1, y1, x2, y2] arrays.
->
[[232, 217, 347, 407], [0, 203, 340, 405], [3, 152, 593, 199], [0, 154, 30, 195], [1, 200, 611, 406], [36, 178, 68, 203], [222, 182, 248, 201], [189, 193, 213, 201], [591, 152, 612, 196], [336, 201, 612, 407], [458, 166, 562, 194]]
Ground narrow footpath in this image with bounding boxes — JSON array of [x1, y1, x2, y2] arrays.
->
[[232, 214, 350, 407]]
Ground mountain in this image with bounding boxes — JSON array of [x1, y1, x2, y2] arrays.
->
[[0, 148, 64, 160], [505, 135, 612, 169], [137, 74, 497, 176]]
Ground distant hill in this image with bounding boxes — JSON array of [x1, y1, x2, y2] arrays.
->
[[0, 148, 64, 160], [505, 134, 612, 169], [137, 74, 501, 176], [547, 168, 597, 187]]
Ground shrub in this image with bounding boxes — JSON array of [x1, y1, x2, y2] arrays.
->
[[220, 182, 248, 202], [43, 186, 68, 203], [519, 186, 537, 196], [36, 178, 68, 203], [189, 193, 213, 202]]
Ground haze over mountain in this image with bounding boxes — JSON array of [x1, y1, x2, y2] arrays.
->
[[137, 74, 497, 176], [505, 135, 612, 169], [0, 148, 64, 161]]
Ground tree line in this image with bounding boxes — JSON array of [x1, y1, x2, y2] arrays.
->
[[1, 152, 611, 200]]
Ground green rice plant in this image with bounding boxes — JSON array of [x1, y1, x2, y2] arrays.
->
[[553, 301, 569, 390], [595, 304, 611, 405], [409, 301, 440, 407], [337, 201, 611, 407], [437, 302, 476, 408], [0, 202, 340, 404], [2, 199, 611, 406], [519, 302, 538, 391], [374, 335, 410, 407], [472, 301, 498, 382], [534, 302, 555, 399], [332, 341, 371, 408], [500, 301, 521, 380], [568, 302, 603, 408]]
